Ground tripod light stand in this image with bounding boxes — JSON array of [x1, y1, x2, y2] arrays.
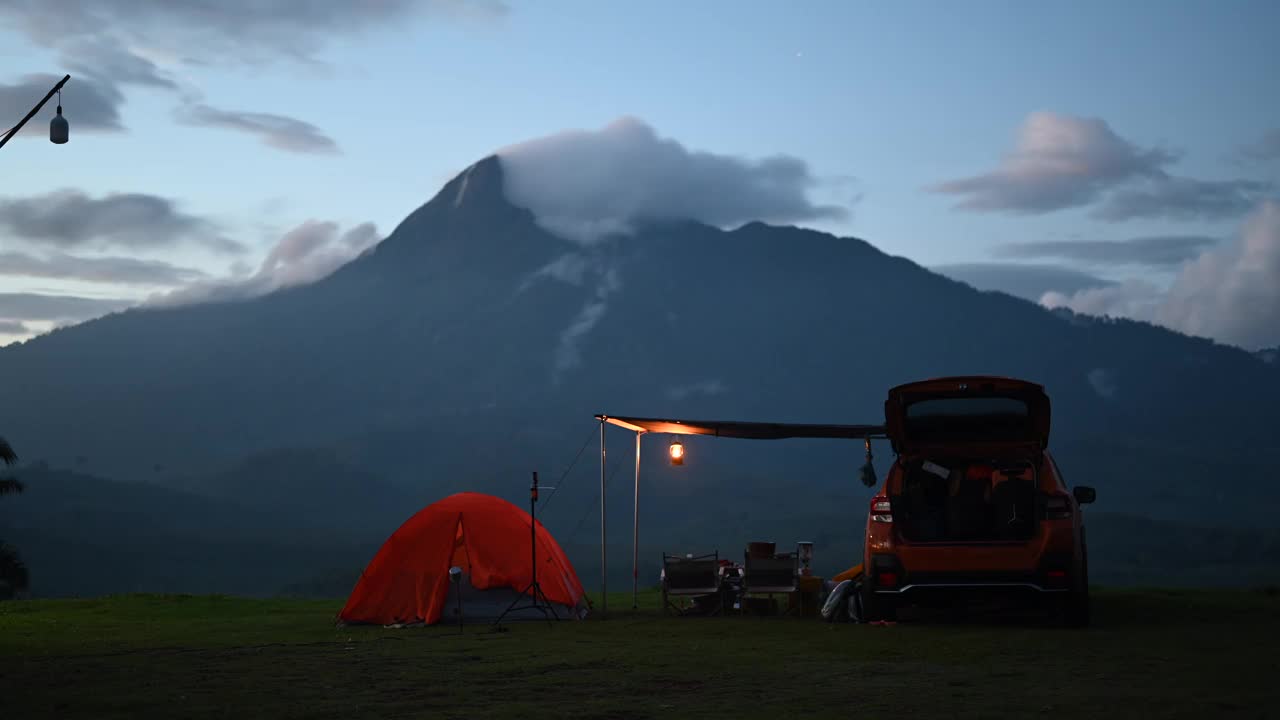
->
[[493, 471, 561, 628]]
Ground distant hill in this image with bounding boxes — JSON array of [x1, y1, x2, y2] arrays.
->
[[0, 467, 380, 596], [2, 156, 1278, 595]]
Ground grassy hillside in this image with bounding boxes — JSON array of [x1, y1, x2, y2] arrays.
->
[[2, 589, 1277, 718]]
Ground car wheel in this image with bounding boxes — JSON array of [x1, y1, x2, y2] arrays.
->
[[860, 581, 897, 623], [1060, 584, 1090, 628], [1058, 556, 1090, 628]]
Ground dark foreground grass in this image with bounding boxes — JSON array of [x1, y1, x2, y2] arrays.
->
[[2, 588, 1278, 719]]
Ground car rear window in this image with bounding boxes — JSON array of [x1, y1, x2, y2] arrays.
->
[[903, 396, 1035, 443], [906, 397, 1029, 419]]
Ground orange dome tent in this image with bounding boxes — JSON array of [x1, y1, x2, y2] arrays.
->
[[339, 492, 589, 625]]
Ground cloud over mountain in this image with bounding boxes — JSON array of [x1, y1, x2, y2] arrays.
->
[[148, 220, 380, 307], [933, 112, 1269, 222], [933, 263, 1113, 303], [1041, 200, 1280, 350], [1156, 199, 1280, 350], [1040, 280, 1163, 322], [497, 117, 849, 243]]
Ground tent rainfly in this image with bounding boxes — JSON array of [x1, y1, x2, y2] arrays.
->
[[594, 414, 888, 613], [339, 492, 588, 626]]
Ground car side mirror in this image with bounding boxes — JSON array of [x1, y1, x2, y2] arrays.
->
[[1072, 486, 1096, 505]]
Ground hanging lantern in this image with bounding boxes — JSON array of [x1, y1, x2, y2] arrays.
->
[[858, 436, 878, 487], [49, 96, 68, 144], [668, 439, 685, 466]]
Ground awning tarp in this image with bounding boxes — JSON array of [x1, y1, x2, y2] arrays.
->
[[596, 415, 886, 440]]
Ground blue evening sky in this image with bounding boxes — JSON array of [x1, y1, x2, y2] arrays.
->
[[1, 0, 1278, 346]]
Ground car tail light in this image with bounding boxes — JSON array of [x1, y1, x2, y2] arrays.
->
[[876, 571, 899, 587], [1044, 494, 1072, 520], [870, 497, 892, 523]]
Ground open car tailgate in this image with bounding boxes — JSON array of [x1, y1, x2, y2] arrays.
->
[[884, 376, 1050, 455]]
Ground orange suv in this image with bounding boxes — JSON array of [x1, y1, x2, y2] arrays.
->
[[862, 376, 1095, 626]]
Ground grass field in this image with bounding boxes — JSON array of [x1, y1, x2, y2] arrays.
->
[[2, 588, 1278, 719]]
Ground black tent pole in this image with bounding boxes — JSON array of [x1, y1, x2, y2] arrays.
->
[[530, 471, 537, 593]]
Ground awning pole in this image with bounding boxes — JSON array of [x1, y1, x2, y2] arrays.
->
[[599, 418, 607, 616], [632, 430, 642, 609]]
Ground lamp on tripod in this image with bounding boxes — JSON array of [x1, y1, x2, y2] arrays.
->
[[493, 471, 561, 628]]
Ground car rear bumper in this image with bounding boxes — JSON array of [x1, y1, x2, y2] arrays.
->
[[867, 554, 1075, 596], [872, 581, 1069, 595]]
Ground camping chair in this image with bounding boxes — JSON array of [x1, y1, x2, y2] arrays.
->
[[742, 551, 799, 616], [661, 552, 723, 616]]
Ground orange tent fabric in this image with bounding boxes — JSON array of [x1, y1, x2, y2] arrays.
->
[[339, 492, 587, 625]]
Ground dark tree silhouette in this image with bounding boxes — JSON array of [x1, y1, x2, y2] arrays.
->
[[0, 436, 28, 599]]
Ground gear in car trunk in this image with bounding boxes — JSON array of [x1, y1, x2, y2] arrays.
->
[[892, 459, 1039, 542]]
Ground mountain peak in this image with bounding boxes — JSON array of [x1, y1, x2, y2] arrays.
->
[[354, 153, 563, 274], [439, 155, 506, 211]]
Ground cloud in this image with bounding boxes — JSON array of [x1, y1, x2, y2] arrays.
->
[[1155, 199, 1280, 350], [518, 253, 591, 293], [0, 293, 135, 323], [933, 262, 1113, 303], [1039, 279, 1164, 321], [1087, 368, 1118, 400], [148, 220, 381, 306], [174, 103, 340, 154], [932, 112, 1172, 214], [1035, 200, 1280, 350], [62, 38, 179, 91], [996, 235, 1220, 267], [0, 189, 239, 252], [0, 2, 507, 70], [554, 266, 620, 377], [1094, 176, 1270, 222], [1237, 128, 1280, 164], [0, 320, 30, 335], [2, 3, 504, 146], [933, 111, 1268, 221], [497, 117, 848, 243], [0, 73, 125, 136], [0, 250, 208, 286]]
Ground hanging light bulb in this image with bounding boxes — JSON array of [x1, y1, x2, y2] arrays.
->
[[49, 92, 68, 144], [668, 439, 685, 466]]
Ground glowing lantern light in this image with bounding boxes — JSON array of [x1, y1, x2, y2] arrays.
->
[[668, 439, 685, 466]]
